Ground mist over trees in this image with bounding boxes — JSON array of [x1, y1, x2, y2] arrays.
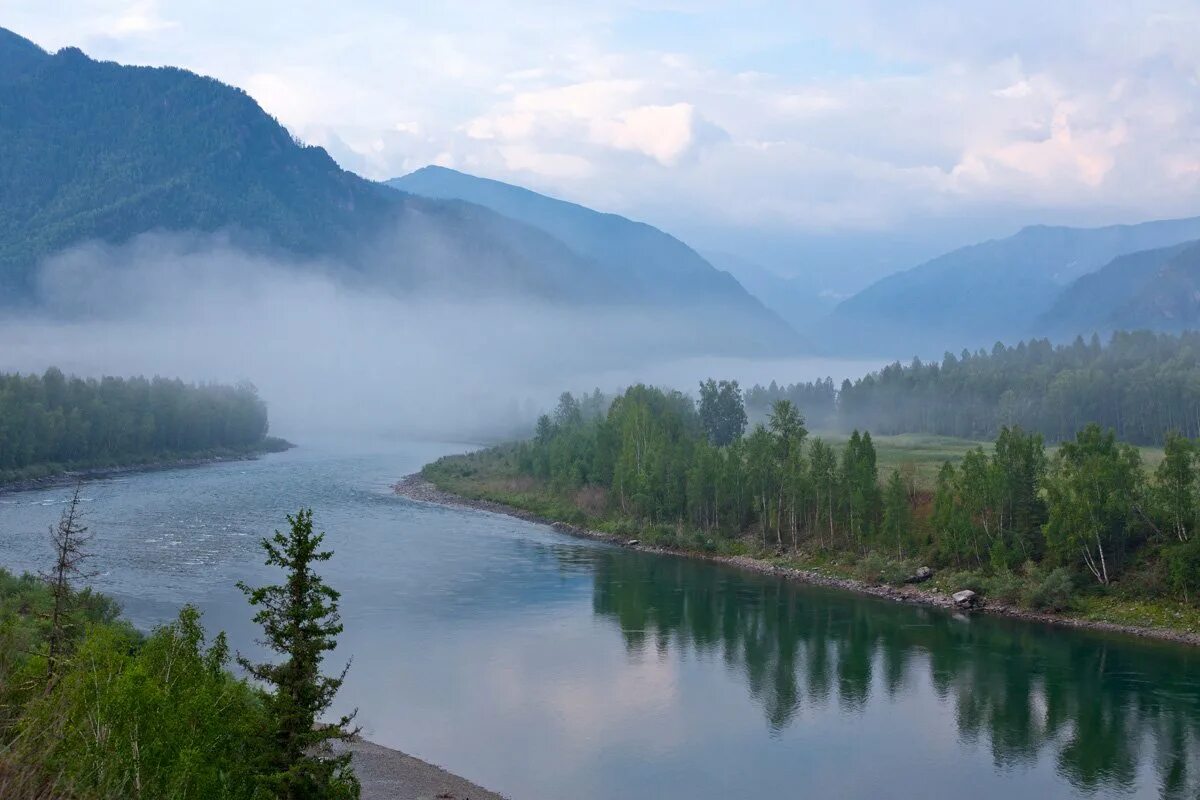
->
[[745, 330, 1200, 446], [0, 368, 273, 478]]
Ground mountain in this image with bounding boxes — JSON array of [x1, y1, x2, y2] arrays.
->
[[0, 28, 631, 305], [386, 166, 797, 342], [0, 27, 795, 355], [829, 217, 1200, 356], [704, 251, 836, 327], [1042, 241, 1200, 335]]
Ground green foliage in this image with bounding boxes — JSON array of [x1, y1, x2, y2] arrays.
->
[[237, 509, 359, 800], [1024, 567, 1078, 612], [13, 607, 267, 800], [0, 367, 272, 480], [1165, 538, 1200, 601], [488, 380, 1200, 617], [697, 379, 747, 446], [1044, 424, 1146, 584], [1155, 431, 1198, 543]]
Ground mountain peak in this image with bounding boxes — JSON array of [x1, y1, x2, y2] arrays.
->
[[0, 27, 48, 78]]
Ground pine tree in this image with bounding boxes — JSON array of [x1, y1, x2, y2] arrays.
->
[[238, 509, 360, 800]]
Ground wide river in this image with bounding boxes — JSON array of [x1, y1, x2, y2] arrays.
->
[[2, 440, 1199, 799]]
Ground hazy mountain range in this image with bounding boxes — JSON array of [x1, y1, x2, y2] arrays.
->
[[828, 217, 1200, 356], [5, 23, 1200, 364], [0, 27, 795, 356]]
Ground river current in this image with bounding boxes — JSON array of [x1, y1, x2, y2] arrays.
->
[[2, 440, 1198, 799]]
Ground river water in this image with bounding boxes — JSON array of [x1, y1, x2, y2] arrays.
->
[[1, 440, 1199, 800]]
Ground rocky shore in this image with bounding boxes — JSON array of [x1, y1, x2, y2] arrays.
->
[[337, 737, 506, 800], [395, 474, 1200, 648]]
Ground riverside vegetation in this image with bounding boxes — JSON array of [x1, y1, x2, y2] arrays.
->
[[0, 368, 290, 486], [0, 494, 359, 800], [423, 380, 1200, 637]]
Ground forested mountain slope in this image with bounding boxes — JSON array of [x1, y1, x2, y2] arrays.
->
[[0, 28, 628, 305]]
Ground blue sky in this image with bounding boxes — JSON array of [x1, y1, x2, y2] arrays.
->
[[7, 1, 1200, 294]]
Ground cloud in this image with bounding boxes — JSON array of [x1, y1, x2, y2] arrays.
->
[[6, 1, 1200, 287]]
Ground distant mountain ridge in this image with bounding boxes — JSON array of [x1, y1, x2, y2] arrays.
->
[[830, 216, 1200, 355], [1044, 240, 1200, 335], [0, 27, 796, 356], [386, 166, 794, 331]]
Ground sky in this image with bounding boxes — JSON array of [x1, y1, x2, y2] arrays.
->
[[7, 0, 1200, 294]]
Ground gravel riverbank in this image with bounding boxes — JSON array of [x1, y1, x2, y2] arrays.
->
[[337, 738, 507, 800], [394, 474, 1200, 648]]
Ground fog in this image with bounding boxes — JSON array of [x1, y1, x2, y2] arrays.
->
[[0, 233, 881, 442]]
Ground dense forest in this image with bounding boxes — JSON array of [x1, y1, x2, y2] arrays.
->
[[430, 381, 1200, 613], [0, 368, 280, 480], [746, 330, 1200, 445]]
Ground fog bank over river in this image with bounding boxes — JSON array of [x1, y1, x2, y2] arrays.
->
[[0, 233, 880, 442], [1, 440, 1198, 800]]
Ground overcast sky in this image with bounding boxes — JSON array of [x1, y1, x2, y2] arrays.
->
[[7, 1, 1200, 292]]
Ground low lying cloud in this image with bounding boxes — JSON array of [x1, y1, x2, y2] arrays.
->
[[2, 233, 876, 443]]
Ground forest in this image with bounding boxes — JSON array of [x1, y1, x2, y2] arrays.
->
[[0, 368, 280, 481], [428, 380, 1200, 615], [745, 330, 1200, 445]]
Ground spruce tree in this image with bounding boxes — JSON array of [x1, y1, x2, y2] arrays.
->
[[238, 509, 360, 800]]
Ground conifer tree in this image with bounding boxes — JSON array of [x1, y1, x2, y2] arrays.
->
[[238, 509, 359, 800], [42, 484, 92, 687]]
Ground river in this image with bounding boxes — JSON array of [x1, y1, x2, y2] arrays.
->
[[1, 440, 1199, 799]]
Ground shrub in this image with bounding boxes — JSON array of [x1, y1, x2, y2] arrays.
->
[[1165, 539, 1200, 602], [855, 553, 888, 585], [984, 571, 1024, 605], [1024, 567, 1077, 612]]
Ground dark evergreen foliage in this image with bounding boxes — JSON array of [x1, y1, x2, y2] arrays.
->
[[0, 367, 272, 476], [753, 330, 1200, 445], [237, 509, 359, 800]]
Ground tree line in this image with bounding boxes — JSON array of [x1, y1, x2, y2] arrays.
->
[[0, 368, 275, 475], [0, 496, 358, 799], [514, 381, 1200, 602], [745, 330, 1200, 445]]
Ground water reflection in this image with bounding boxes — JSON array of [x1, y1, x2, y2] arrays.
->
[[588, 550, 1200, 798]]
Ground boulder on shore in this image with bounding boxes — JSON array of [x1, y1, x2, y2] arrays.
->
[[907, 566, 934, 583], [952, 589, 979, 608]]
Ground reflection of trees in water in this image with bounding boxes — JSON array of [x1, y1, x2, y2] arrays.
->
[[588, 551, 1200, 797]]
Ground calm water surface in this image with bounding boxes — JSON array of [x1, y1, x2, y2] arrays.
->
[[1, 440, 1199, 800]]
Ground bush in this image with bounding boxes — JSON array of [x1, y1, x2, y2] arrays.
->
[[1024, 567, 1077, 612], [984, 571, 1024, 605], [1165, 538, 1200, 602], [855, 553, 888, 585], [939, 569, 986, 595]]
